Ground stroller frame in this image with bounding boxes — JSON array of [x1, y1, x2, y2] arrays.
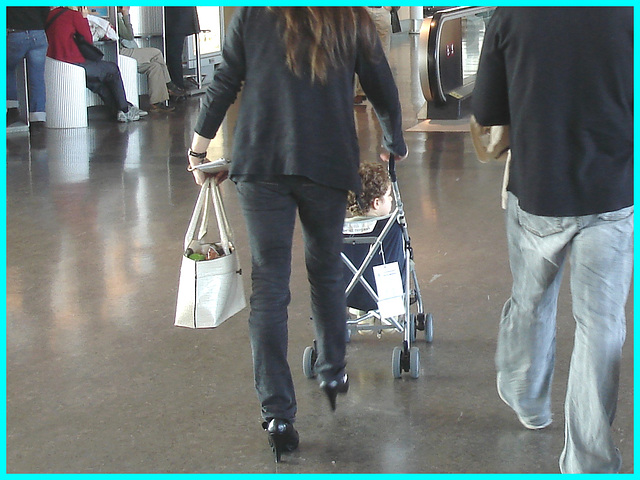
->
[[303, 159, 434, 379]]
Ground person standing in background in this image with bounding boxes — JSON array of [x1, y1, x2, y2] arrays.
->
[[163, 7, 199, 93], [7, 7, 50, 123], [354, 7, 392, 104], [117, 6, 180, 112], [473, 7, 633, 474]]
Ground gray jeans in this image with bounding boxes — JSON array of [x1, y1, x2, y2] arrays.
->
[[497, 192, 633, 473]]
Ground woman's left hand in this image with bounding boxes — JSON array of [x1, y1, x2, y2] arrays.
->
[[380, 148, 409, 163]]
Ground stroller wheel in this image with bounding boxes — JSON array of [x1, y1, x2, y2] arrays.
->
[[415, 313, 425, 331], [302, 345, 317, 379], [424, 313, 434, 343], [392, 346, 402, 378], [409, 346, 420, 379]]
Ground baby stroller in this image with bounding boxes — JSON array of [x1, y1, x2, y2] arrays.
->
[[303, 159, 433, 379]]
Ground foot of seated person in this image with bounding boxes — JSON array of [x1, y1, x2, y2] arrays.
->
[[149, 102, 175, 113], [117, 109, 139, 123], [353, 94, 367, 104], [167, 82, 187, 98], [127, 103, 147, 117]]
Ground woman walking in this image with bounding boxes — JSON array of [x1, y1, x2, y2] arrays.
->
[[187, 7, 407, 462]]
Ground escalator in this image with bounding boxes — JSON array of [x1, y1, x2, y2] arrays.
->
[[418, 7, 495, 120]]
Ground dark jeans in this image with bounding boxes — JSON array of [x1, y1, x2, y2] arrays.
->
[[235, 176, 348, 422], [80, 59, 128, 113]]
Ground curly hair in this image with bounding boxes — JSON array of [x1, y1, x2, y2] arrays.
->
[[347, 163, 391, 217]]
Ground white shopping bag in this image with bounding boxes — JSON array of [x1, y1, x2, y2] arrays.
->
[[175, 179, 246, 328]]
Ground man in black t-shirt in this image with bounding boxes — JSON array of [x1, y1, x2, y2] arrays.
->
[[473, 7, 633, 474]]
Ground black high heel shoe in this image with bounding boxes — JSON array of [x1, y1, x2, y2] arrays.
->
[[319, 373, 349, 411], [262, 418, 299, 463]]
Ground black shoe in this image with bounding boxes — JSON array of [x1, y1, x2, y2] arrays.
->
[[262, 419, 299, 463], [167, 82, 187, 98], [319, 373, 349, 411]]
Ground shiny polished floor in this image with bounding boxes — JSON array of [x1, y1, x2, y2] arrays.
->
[[6, 32, 633, 474]]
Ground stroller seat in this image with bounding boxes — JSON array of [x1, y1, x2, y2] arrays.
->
[[342, 214, 406, 314]]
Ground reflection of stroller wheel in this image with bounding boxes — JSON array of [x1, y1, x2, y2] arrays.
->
[[409, 346, 420, 378], [345, 326, 352, 343], [303, 345, 317, 378], [392, 346, 402, 378], [424, 313, 434, 343]]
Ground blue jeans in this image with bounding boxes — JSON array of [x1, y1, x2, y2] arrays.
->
[[6, 30, 47, 113], [235, 177, 348, 422], [497, 192, 634, 473]]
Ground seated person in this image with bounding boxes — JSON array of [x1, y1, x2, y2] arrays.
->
[[45, 6, 146, 123], [117, 7, 185, 112], [343, 162, 405, 314]]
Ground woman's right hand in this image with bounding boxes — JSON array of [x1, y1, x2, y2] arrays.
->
[[191, 169, 228, 186], [212, 170, 229, 185], [191, 168, 209, 186], [188, 150, 209, 186], [79, 7, 89, 18]]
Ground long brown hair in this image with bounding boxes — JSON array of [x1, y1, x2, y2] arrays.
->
[[268, 7, 379, 84]]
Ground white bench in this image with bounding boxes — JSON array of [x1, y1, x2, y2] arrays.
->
[[45, 55, 139, 129]]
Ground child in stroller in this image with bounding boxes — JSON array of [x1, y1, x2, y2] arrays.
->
[[343, 162, 406, 321], [304, 160, 433, 379]]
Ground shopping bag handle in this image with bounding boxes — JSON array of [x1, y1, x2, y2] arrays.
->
[[212, 180, 232, 255], [184, 178, 233, 254]]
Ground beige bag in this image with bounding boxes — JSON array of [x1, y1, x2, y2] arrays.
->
[[470, 115, 511, 209], [174, 179, 246, 329]]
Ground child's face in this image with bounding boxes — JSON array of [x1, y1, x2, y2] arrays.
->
[[370, 185, 393, 217]]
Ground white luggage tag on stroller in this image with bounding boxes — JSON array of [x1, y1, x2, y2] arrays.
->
[[373, 262, 405, 319]]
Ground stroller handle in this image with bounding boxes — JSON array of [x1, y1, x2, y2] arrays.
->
[[388, 156, 397, 182]]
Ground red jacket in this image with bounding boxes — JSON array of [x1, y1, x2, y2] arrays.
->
[[45, 7, 93, 64]]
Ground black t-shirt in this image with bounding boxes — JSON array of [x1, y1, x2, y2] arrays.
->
[[7, 7, 50, 30], [473, 7, 633, 216]]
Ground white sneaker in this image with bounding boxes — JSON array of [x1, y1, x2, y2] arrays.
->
[[496, 374, 552, 430], [128, 105, 147, 117], [125, 108, 140, 122], [116, 110, 128, 123]]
